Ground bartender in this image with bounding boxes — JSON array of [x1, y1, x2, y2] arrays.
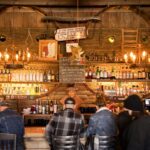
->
[[60, 87, 84, 111]]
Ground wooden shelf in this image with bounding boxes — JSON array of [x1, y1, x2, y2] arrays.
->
[[0, 81, 59, 84], [86, 61, 125, 64], [86, 79, 150, 82]]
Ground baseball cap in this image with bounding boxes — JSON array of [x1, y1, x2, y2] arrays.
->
[[65, 97, 75, 105]]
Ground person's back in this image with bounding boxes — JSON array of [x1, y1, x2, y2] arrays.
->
[[87, 109, 117, 136], [0, 107, 24, 150], [86, 99, 118, 150], [49, 108, 84, 136], [45, 97, 85, 149], [123, 114, 150, 150], [119, 94, 150, 150]]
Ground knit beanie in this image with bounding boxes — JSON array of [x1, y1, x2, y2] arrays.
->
[[124, 94, 144, 112]]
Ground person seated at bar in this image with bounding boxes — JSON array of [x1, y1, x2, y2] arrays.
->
[[60, 86, 84, 111], [86, 98, 118, 150], [45, 97, 85, 149], [119, 94, 150, 150], [0, 100, 25, 150]]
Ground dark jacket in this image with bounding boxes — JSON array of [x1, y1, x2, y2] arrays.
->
[[0, 108, 24, 150], [117, 111, 132, 149], [122, 114, 150, 150]]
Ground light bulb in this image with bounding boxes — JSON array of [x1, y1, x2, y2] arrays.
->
[[132, 55, 136, 63], [142, 51, 147, 59], [124, 54, 128, 63], [130, 52, 134, 58], [27, 52, 31, 61], [4, 53, 9, 62], [16, 53, 19, 61]]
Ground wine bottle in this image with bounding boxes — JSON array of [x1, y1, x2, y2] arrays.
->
[[43, 71, 47, 82], [49, 100, 54, 114], [45, 99, 49, 114], [38, 99, 42, 114], [53, 100, 58, 114]]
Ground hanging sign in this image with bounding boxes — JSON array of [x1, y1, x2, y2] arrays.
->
[[55, 26, 87, 41]]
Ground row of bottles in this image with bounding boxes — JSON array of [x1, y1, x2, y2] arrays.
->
[[86, 51, 123, 63], [85, 65, 148, 80], [30, 99, 59, 114], [0, 83, 48, 95], [0, 69, 59, 82], [98, 83, 149, 97]]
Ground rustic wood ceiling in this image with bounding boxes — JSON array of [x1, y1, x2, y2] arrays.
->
[[0, 0, 150, 7]]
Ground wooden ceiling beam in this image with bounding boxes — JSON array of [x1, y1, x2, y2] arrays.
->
[[0, 0, 149, 7]]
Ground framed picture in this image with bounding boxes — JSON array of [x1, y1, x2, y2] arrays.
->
[[39, 40, 58, 61]]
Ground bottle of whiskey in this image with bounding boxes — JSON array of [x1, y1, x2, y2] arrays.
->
[[45, 98, 49, 114], [49, 100, 54, 114], [53, 100, 58, 114], [51, 70, 55, 82], [38, 99, 42, 114], [47, 70, 51, 82], [43, 71, 47, 82], [35, 99, 39, 114]]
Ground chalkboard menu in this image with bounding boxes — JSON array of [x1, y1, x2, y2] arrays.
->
[[59, 57, 85, 83]]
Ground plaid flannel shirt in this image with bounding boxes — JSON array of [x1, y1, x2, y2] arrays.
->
[[45, 108, 85, 144]]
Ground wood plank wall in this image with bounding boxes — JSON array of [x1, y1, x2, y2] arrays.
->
[[0, 7, 149, 54]]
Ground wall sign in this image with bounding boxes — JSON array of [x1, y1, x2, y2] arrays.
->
[[55, 26, 87, 41], [59, 57, 85, 83]]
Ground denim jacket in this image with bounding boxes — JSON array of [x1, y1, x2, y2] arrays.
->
[[87, 107, 117, 136], [0, 108, 24, 150], [86, 107, 118, 150]]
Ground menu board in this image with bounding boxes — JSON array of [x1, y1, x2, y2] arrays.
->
[[59, 57, 85, 83]]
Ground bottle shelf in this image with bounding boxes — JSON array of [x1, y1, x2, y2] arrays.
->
[[86, 79, 150, 82], [0, 81, 59, 84]]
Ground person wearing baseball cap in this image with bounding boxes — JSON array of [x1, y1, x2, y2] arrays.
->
[[45, 97, 85, 150]]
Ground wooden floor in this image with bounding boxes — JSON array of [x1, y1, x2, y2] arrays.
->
[[24, 127, 50, 150]]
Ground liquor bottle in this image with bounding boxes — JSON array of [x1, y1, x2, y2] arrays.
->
[[141, 69, 146, 79], [96, 67, 100, 79], [43, 71, 47, 82], [35, 99, 39, 114], [7, 69, 11, 81], [49, 100, 54, 114], [100, 68, 103, 79], [51, 70, 55, 82], [45, 99, 49, 114], [47, 70, 51, 82], [110, 67, 115, 79], [88, 66, 92, 79], [85, 67, 88, 79], [54, 71, 59, 82], [38, 99, 42, 114], [42, 105, 46, 114], [53, 100, 58, 114], [92, 66, 96, 79], [103, 68, 108, 79]]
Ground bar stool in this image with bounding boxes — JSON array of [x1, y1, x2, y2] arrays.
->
[[0, 133, 16, 150], [94, 135, 116, 150], [52, 135, 80, 150]]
